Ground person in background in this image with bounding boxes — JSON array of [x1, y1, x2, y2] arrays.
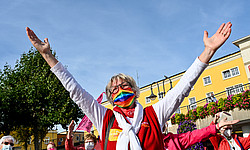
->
[[163, 118, 239, 150], [47, 142, 57, 150], [26, 22, 232, 150], [65, 120, 97, 150], [209, 112, 250, 150], [84, 134, 97, 150], [0, 135, 15, 150]]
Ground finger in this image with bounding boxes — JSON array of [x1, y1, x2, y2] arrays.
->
[[26, 27, 42, 43], [221, 22, 232, 37], [224, 120, 239, 126], [26, 27, 34, 40], [224, 28, 231, 39], [70, 120, 74, 126], [44, 38, 49, 44], [230, 120, 239, 124], [203, 30, 208, 40], [216, 23, 225, 34]]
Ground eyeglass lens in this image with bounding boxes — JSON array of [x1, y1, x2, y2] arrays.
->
[[4, 142, 14, 146], [110, 82, 131, 94]]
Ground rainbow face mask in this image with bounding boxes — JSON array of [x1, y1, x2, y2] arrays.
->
[[112, 88, 135, 108]]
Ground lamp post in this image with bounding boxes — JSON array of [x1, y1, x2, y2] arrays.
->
[[164, 76, 173, 92], [148, 83, 157, 100], [148, 76, 172, 100]]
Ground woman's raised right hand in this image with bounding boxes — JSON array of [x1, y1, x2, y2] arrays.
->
[[26, 27, 51, 54]]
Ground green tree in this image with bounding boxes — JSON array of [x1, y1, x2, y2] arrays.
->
[[0, 48, 84, 150], [12, 126, 32, 150]]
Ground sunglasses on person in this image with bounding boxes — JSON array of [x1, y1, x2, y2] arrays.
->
[[3, 142, 14, 146]]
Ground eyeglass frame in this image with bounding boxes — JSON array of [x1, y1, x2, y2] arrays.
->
[[2, 142, 14, 146], [109, 82, 132, 94], [221, 126, 233, 131]]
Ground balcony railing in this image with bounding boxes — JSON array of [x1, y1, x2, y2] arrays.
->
[[178, 83, 250, 114]]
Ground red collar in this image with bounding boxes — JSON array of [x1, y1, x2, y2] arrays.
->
[[113, 106, 135, 122]]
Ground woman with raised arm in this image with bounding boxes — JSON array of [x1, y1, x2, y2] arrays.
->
[[209, 112, 250, 150], [65, 120, 97, 150], [26, 22, 232, 150], [163, 118, 239, 150]]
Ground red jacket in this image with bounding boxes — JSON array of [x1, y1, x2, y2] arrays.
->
[[101, 106, 164, 150], [163, 125, 217, 150], [65, 137, 85, 150], [209, 121, 250, 150]]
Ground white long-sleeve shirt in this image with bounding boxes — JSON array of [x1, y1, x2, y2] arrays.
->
[[51, 57, 207, 139]]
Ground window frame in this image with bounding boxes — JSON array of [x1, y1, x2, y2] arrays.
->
[[175, 107, 181, 114], [145, 96, 151, 104], [158, 92, 164, 100], [222, 66, 240, 80], [60, 137, 64, 142], [189, 97, 197, 110], [226, 83, 244, 96], [203, 76, 212, 86], [44, 137, 50, 145]]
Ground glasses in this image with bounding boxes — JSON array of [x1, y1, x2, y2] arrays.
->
[[3, 142, 14, 146], [85, 141, 94, 143], [109, 82, 132, 94], [221, 127, 233, 131]]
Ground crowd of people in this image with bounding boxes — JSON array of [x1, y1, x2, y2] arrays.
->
[[1, 22, 250, 150], [1, 112, 249, 150]]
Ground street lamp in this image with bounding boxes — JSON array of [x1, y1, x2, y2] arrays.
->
[[157, 82, 164, 99], [148, 83, 157, 100], [164, 76, 173, 92]]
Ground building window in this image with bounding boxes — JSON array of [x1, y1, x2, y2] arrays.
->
[[76, 136, 80, 141], [145, 96, 151, 104], [158, 92, 164, 100], [44, 137, 50, 144], [14, 139, 19, 145], [206, 92, 217, 103], [60, 138, 64, 142], [28, 137, 31, 145], [222, 67, 240, 80], [189, 97, 197, 110], [175, 107, 181, 114], [231, 67, 240, 76], [203, 76, 212, 86], [226, 84, 244, 96]]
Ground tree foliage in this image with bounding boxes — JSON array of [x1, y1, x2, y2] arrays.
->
[[0, 48, 84, 149]]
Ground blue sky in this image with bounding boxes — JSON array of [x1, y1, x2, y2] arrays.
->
[[0, 0, 250, 131]]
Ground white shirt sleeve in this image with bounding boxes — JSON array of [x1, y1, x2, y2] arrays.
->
[[152, 57, 208, 131], [51, 62, 107, 137]]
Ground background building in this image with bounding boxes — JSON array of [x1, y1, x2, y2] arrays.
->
[[137, 35, 250, 136]]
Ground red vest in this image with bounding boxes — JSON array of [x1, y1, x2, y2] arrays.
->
[[101, 106, 164, 150]]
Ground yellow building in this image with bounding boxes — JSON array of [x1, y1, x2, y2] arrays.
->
[[12, 130, 86, 150], [138, 35, 250, 115], [13, 130, 57, 150]]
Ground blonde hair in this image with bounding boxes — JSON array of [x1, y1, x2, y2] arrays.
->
[[84, 133, 97, 144], [105, 73, 140, 106]]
